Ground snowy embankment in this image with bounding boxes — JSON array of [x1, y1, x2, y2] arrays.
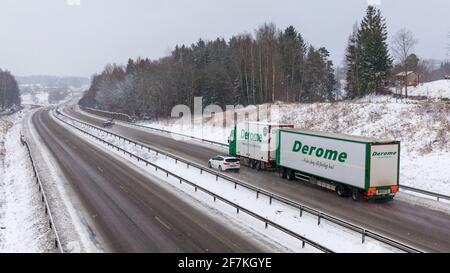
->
[[57, 112, 403, 253], [407, 80, 450, 99], [135, 96, 449, 196], [0, 109, 52, 252]]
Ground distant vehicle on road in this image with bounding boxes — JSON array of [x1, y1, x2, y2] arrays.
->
[[208, 156, 240, 172], [142, 114, 152, 121], [103, 119, 115, 128], [445, 75, 450, 80]]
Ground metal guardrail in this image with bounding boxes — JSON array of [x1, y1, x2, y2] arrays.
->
[[80, 106, 449, 204], [399, 185, 450, 202], [80, 106, 229, 148], [21, 134, 64, 253], [54, 110, 332, 253], [59, 109, 423, 253]]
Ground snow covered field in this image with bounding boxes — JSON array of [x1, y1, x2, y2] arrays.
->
[[21, 92, 49, 106], [0, 110, 53, 252], [58, 113, 406, 253], [131, 96, 449, 196], [407, 80, 450, 99]]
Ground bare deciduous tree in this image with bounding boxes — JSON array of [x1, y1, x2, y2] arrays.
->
[[392, 28, 418, 99]]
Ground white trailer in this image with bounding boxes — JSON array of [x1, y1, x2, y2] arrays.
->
[[229, 122, 293, 170], [276, 129, 400, 201]]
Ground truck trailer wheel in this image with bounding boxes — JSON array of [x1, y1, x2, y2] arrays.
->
[[336, 185, 347, 198], [279, 168, 287, 179], [287, 170, 295, 181], [256, 161, 262, 171], [351, 188, 360, 201]]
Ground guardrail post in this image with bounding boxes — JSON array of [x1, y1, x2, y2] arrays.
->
[[200, 169, 202, 174], [300, 208, 303, 217], [256, 191, 259, 199], [269, 196, 272, 205], [216, 175, 218, 181], [55, 238, 58, 249], [362, 230, 366, 244], [236, 207, 239, 214], [265, 222, 268, 229], [437, 196, 440, 202], [234, 183, 237, 189], [302, 241, 306, 248], [318, 215, 321, 225], [213, 196, 216, 202]]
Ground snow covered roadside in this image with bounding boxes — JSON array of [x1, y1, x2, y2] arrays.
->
[[57, 113, 405, 253], [22, 109, 101, 253], [0, 109, 52, 252]]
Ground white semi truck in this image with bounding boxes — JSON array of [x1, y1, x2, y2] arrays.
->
[[229, 123, 400, 201]]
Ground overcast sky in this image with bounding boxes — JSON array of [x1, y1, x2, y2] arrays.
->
[[0, 0, 449, 77]]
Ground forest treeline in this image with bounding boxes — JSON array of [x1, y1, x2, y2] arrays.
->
[[0, 69, 21, 110], [80, 22, 337, 118], [80, 6, 448, 118]]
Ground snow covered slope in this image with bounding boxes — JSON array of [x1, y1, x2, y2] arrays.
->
[[0, 110, 53, 252], [408, 80, 450, 99]]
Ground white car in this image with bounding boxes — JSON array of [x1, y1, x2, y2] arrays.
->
[[208, 156, 240, 172]]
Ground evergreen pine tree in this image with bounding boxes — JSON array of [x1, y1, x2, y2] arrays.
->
[[345, 6, 392, 98]]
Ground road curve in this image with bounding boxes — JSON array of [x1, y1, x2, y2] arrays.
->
[[65, 106, 450, 253], [32, 109, 268, 253]]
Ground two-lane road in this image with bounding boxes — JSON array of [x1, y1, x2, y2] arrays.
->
[[64, 106, 450, 252], [32, 109, 268, 252]]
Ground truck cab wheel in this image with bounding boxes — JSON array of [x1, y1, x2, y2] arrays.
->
[[351, 188, 360, 201]]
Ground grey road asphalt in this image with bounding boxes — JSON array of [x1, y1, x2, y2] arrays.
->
[[32, 109, 268, 253], [64, 106, 450, 253]]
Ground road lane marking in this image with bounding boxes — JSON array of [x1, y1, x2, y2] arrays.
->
[[154, 216, 172, 230]]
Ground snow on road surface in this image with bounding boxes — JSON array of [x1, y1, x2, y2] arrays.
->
[[0, 109, 53, 252], [57, 113, 404, 253]]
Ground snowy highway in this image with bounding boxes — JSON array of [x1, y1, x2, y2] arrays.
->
[[30, 108, 270, 252], [62, 105, 450, 253]]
